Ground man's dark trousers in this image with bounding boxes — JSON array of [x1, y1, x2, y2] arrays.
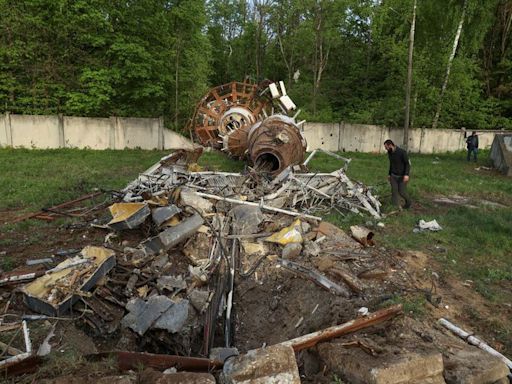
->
[[467, 148, 478, 162], [390, 175, 411, 208]]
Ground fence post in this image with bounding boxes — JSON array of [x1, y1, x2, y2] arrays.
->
[[4, 111, 12, 147], [158, 116, 164, 150], [109, 116, 117, 149], [58, 113, 65, 148]]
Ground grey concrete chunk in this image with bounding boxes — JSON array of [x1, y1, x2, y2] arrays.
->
[[221, 344, 301, 384], [188, 289, 210, 313], [180, 188, 213, 214], [443, 348, 510, 384], [229, 205, 263, 235], [318, 342, 445, 384]]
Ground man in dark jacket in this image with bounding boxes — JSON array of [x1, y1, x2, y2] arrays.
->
[[384, 139, 412, 209], [466, 131, 479, 162]]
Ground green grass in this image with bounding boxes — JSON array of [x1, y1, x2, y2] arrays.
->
[[0, 148, 244, 211]]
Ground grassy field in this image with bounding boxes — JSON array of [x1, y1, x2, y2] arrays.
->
[[1, 147, 511, 346]]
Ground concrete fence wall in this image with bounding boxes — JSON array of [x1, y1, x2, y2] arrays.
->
[[1, 113, 194, 150], [0, 112, 501, 153], [303, 121, 498, 154]]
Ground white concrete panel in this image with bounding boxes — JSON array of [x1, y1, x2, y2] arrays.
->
[[303, 122, 339, 151], [64, 116, 111, 149], [10, 114, 60, 148], [163, 129, 195, 150], [0, 114, 8, 146], [340, 123, 388, 153], [118, 117, 159, 149]]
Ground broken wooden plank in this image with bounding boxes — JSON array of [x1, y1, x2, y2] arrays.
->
[[279, 304, 403, 352], [330, 266, 364, 294]]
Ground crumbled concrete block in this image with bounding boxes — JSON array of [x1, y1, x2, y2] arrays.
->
[[156, 372, 216, 384], [318, 342, 445, 384], [188, 289, 210, 313], [221, 344, 301, 384], [443, 348, 510, 384], [282, 243, 302, 259], [230, 205, 263, 235], [180, 188, 213, 214]]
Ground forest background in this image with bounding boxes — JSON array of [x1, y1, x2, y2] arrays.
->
[[0, 0, 511, 133]]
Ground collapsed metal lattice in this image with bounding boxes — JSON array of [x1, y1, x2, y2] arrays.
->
[[121, 152, 381, 220]]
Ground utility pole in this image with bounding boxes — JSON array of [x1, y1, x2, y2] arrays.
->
[[404, 0, 417, 149]]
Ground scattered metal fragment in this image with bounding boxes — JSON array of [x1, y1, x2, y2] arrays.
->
[[89, 351, 223, 372], [141, 213, 204, 255], [21, 246, 116, 316], [108, 202, 151, 230], [121, 296, 189, 336], [151, 205, 181, 227]]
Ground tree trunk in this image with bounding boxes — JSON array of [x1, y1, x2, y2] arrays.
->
[[432, 0, 468, 129], [403, 0, 417, 148]]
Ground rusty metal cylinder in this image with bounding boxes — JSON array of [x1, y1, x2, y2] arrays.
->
[[247, 115, 307, 175]]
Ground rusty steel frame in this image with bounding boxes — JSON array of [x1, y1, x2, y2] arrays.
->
[[189, 80, 271, 148]]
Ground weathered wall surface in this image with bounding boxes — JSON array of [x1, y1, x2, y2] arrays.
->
[[0, 113, 501, 153], [0, 113, 194, 150], [304, 122, 499, 154]]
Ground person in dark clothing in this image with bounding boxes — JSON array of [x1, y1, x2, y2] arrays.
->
[[384, 139, 412, 209], [466, 131, 479, 162]]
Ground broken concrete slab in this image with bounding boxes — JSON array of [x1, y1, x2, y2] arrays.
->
[[180, 187, 213, 214], [229, 205, 264, 235], [141, 214, 204, 255], [443, 348, 511, 384], [318, 342, 445, 384], [188, 289, 210, 313], [221, 344, 301, 384], [152, 205, 181, 227]]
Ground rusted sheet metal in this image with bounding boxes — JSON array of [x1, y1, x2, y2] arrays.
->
[[90, 351, 223, 372], [10, 191, 104, 224], [0, 355, 42, 377], [248, 115, 307, 175], [280, 304, 403, 352]]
